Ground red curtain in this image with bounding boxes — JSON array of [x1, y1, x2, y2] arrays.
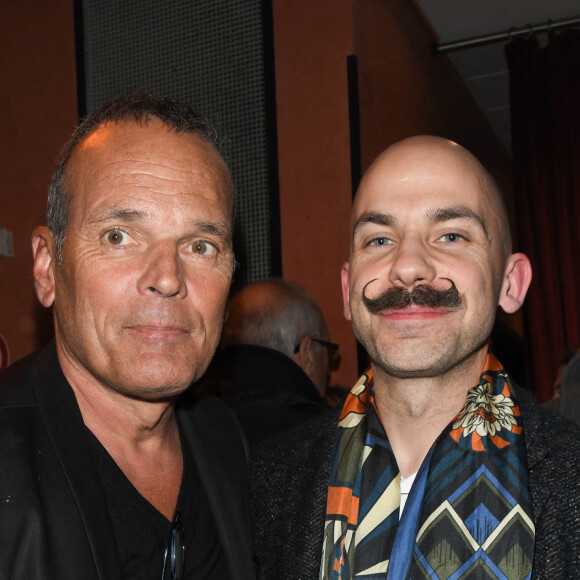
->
[[505, 31, 580, 400]]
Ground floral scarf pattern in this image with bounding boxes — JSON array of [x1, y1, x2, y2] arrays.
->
[[320, 354, 535, 580]]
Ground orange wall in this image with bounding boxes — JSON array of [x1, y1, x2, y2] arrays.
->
[[0, 0, 77, 367], [272, 0, 357, 386], [273, 0, 514, 388]]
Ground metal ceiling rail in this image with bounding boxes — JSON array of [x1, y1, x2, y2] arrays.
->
[[433, 15, 580, 55]]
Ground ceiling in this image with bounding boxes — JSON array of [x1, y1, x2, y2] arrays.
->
[[415, 0, 580, 155]]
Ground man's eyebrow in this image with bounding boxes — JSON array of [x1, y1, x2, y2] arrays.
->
[[353, 212, 396, 235], [87, 208, 149, 225], [195, 220, 232, 242], [427, 207, 489, 237]]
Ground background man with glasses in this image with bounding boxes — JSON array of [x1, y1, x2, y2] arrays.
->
[[0, 92, 255, 579], [199, 277, 338, 447]]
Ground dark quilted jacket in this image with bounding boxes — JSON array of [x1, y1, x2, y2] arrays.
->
[[250, 386, 580, 579]]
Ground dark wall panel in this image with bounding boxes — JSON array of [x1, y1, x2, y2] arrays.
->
[[78, 0, 279, 286]]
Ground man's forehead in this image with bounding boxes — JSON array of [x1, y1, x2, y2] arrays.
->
[[75, 118, 209, 156], [352, 180, 489, 230], [352, 143, 495, 222], [64, 120, 234, 225], [68, 119, 231, 191]]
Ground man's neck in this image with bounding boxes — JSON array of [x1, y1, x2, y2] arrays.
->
[[372, 350, 487, 478], [60, 359, 183, 520]]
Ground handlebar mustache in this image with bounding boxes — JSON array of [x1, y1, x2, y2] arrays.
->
[[362, 279, 462, 313]]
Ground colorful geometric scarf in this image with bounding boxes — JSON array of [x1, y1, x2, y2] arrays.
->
[[320, 354, 535, 579]]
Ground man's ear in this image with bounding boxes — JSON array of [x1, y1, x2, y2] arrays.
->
[[32, 226, 56, 308], [340, 262, 352, 321], [498, 253, 532, 314], [292, 335, 314, 378]]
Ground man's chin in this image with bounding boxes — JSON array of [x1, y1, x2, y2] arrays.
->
[[110, 360, 198, 400], [372, 343, 490, 381], [117, 380, 192, 402]]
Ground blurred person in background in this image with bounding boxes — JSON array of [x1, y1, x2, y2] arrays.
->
[[199, 278, 338, 446]]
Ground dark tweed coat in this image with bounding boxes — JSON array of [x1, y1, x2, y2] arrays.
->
[[250, 386, 580, 579]]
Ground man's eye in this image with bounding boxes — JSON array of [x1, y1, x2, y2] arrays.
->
[[439, 233, 464, 243], [191, 241, 215, 255], [105, 230, 126, 245], [370, 237, 390, 246]]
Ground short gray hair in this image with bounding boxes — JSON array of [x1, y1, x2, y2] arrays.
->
[[222, 278, 327, 357]]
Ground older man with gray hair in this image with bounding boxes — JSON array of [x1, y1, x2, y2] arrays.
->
[[199, 278, 337, 446]]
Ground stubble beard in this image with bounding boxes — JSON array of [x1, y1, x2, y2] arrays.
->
[[351, 306, 495, 380]]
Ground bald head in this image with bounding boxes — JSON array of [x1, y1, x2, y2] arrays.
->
[[353, 136, 512, 262], [222, 278, 328, 357]]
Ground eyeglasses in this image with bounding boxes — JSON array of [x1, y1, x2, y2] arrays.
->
[[295, 337, 341, 370], [161, 508, 185, 580], [311, 338, 340, 359], [312, 338, 341, 371]]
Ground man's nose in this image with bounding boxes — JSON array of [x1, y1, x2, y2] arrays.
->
[[138, 241, 187, 298], [387, 236, 436, 288]]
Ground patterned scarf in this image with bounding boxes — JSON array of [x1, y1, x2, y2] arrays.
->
[[320, 354, 535, 580]]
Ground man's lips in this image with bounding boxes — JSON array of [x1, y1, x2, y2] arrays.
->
[[125, 325, 190, 339], [378, 306, 455, 320]]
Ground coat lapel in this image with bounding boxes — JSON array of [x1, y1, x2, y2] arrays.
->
[[178, 395, 256, 580], [32, 344, 123, 580]]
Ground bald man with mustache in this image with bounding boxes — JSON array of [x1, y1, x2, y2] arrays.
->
[[250, 136, 580, 580]]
